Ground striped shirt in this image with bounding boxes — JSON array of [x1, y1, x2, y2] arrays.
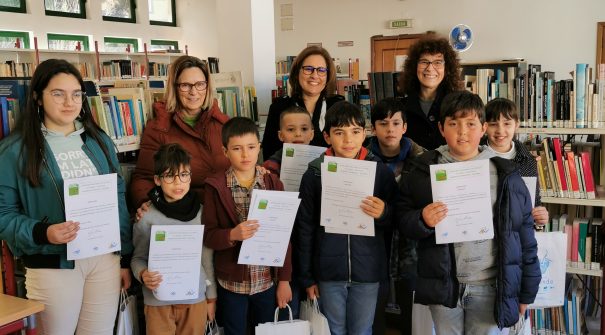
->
[[217, 166, 273, 295]]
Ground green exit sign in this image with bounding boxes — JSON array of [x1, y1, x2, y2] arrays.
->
[[388, 19, 413, 29]]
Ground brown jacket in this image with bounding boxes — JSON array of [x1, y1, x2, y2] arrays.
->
[[202, 171, 292, 283], [130, 99, 230, 208]]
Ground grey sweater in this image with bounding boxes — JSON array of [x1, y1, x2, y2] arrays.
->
[[131, 205, 217, 306]]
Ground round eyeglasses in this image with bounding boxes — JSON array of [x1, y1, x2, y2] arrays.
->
[[417, 60, 445, 70], [301, 65, 328, 77], [159, 172, 192, 183], [177, 81, 208, 92], [47, 90, 85, 104]]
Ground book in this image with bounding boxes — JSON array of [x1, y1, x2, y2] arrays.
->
[[579, 152, 596, 199], [590, 218, 602, 270], [551, 138, 568, 197], [575, 64, 588, 128], [577, 219, 589, 268]]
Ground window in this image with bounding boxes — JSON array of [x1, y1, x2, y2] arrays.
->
[[150, 40, 179, 52], [45, 0, 86, 18], [148, 0, 176, 26], [47, 33, 90, 51], [104, 37, 139, 52], [102, 0, 136, 23], [0, 0, 26, 13], [0, 30, 30, 49]]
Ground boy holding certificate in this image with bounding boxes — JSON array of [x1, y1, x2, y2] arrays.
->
[[203, 117, 293, 334], [263, 105, 314, 176], [296, 101, 398, 335], [367, 97, 424, 335], [397, 91, 541, 334], [131, 143, 216, 334]]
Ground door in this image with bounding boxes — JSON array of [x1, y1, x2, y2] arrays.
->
[[370, 34, 426, 72]]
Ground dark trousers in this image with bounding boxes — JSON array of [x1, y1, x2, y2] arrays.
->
[[395, 277, 415, 335], [217, 284, 276, 335]]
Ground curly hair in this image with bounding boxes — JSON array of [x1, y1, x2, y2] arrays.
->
[[398, 35, 463, 96], [288, 46, 336, 99]]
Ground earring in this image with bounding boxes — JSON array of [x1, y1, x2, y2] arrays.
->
[[37, 105, 44, 120]]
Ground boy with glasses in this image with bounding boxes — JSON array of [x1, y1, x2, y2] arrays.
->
[[131, 143, 217, 334]]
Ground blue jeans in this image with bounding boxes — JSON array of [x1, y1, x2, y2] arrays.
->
[[429, 283, 508, 335], [217, 284, 276, 335], [319, 281, 379, 335]]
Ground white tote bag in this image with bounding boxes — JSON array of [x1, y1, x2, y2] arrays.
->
[[116, 289, 139, 335], [530, 232, 567, 308], [255, 304, 310, 335], [299, 299, 330, 335], [205, 320, 224, 335]]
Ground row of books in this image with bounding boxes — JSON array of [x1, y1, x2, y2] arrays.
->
[[275, 56, 360, 81], [367, 71, 400, 105], [275, 55, 296, 75], [535, 137, 597, 200], [531, 277, 601, 334], [465, 63, 605, 129], [100, 59, 145, 80], [544, 215, 602, 271], [211, 71, 258, 122], [0, 61, 36, 78], [0, 79, 28, 140]]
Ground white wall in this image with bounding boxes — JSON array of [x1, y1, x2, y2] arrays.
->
[[0, 0, 218, 56], [274, 0, 605, 80]]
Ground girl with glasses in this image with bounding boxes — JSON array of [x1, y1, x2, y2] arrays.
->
[[0, 59, 133, 334], [261, 46, 345, 160], [398, 36, 463, 151]]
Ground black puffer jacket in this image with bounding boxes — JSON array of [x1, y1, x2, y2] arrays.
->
[[397, 150, 541, 328]]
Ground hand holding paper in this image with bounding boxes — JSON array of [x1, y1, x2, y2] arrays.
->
[[421, 202, 448, 228], [47, 221, 80, 244], [360, 196, 385, 219], [230, 220, 260, 241]]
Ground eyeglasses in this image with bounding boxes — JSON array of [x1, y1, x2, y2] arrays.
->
[[47, 90, 85, 104], [418, 60, 445, 70], [177, 81, 208, 92], [301, 65, 328, 77], [159, 171, 192, 183]]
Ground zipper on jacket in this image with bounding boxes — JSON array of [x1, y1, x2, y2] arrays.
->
[[83, 142, 106, 173], [347, 234, 352, 282], [42, 157, 66, 213]]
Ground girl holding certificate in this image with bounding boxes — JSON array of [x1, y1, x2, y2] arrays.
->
[[0, 59, 133, 334]]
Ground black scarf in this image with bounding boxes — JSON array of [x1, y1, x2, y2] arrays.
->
[[148, 186, 200, 222]]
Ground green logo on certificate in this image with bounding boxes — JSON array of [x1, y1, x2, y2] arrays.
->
[[435, 170, 447, 181], [68, 183, 79, 196], [285, 148, 295, 157], [327, 162, 338, 172], [155, 231, 166, 241], [258, 199, 268, 209]]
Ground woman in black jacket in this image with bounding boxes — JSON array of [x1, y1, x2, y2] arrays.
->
[[261, 46, 343, 159]]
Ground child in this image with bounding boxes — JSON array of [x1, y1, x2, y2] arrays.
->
[[131, 143, 216, 335], [296, 101, 398, 335], [484, 98, 549, 226], [397, 91, 541, 334], [263, 105, 314, 176], [202, 117, 292, 335], [367, 97, 424, 335]]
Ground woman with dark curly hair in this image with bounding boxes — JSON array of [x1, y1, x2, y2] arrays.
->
[[399, 35, 463, 150], [261, 46, 344, 160]]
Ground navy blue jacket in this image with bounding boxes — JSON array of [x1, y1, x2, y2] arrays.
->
[[296, 150, 398, 288], [397, 150, 541, 328]]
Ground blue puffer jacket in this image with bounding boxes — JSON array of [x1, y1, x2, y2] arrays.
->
[[296, 150, 398, 288], [0, 132, 133, 269], [397, 150, 541, 328]]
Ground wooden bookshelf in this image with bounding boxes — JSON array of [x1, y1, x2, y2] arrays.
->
[[566, 266, 603, 277], [517, 127, 605, 135], [541, 196, 605, 207]]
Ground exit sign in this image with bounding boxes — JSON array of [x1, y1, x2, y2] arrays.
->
[[388, 19, 413, 29]]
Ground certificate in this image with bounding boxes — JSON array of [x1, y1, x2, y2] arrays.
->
[[280, 143, 326, 192], [238, 190, 300, 267], [521, 176, 537, 208], [320, 156, 376, 236], [148, 225, 204, 301], [64, 173, 121, 260], [430, 160, 494, 244]]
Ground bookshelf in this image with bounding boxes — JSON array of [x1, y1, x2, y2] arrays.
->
[[541, 197, 605, 207]]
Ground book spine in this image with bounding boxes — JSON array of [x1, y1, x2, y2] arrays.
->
[[575, 64, 587, 128], [579, 152, 595, 199]]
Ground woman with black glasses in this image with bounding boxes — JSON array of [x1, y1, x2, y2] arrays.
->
[[398, 35, 463, 150], [261, 46, 344, 160]]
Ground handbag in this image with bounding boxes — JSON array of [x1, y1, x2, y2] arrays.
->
[[205, 320, 224, 335], [116, 289, 139, 335], [299, 299, 330, 335], [255, 304, 310, 335]]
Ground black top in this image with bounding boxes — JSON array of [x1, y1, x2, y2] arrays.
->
[[261, 94, 344, 160], [402, 89, 447, 150]]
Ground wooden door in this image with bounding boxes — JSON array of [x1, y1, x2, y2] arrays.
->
[[597, 22, 605, 65], [370, 34, 426, 72]]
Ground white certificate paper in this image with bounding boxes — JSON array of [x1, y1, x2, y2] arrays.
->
[[148, 225, 204, 301], [521, 176, 537, 208], [64, 173, 121, 260], [238, 190, 300, 267], [280, 143, 326, 192], [430, 160, 494, 244], [320, 156, 376, 236]]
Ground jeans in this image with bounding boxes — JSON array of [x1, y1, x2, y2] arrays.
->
[[319, 281, 380, 335], [217, 284, 276, 335], [429, 283, 508, 335]]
